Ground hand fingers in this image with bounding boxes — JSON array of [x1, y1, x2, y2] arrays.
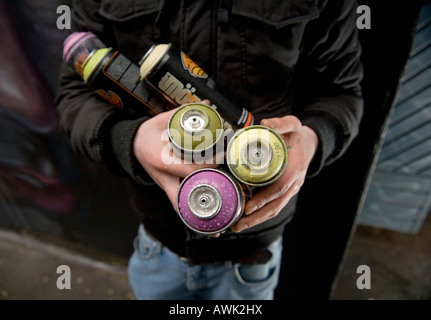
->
[[232, 198, 282, 233], [244, 177, 297, 215], [232, 177, 303, 233], [231, 184, 298, 233], [261, 115, 302, 135], [209, 231, 224, 238]]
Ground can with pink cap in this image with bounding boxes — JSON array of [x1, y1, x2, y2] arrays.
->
[[62, 31, 105, 77]]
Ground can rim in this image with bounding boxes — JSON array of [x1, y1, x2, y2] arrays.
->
[[226, 125, 288, 186], [139, 43, 172, 80], [167, 103, 224, 155], [82, 47, 112, 83], [176, 168, 245, 235]]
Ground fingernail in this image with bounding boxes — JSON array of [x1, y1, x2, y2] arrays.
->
[[261, 120, 274, 129], [245, 205, 257, 215], [233, 224, 248, 233]]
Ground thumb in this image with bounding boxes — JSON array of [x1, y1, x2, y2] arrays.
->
[[261, 116, 302, 135], [260, 118, 277, 129]]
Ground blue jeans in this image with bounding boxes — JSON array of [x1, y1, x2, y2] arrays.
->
[[127, 225, 283, 300]]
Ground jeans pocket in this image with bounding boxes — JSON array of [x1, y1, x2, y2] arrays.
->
[[234, 237, 283, 288], [133, 226, 161, 260], [234, 262, 278, 287]]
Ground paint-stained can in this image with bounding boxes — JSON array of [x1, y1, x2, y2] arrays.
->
[[176, 169, 246, 234], [226, 125, 288, 186], [63, 32, 171, 117], [139, 43, 254, 131], [167, 103, 224, 161]]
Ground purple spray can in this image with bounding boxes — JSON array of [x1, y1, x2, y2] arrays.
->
[[176, 168, 246, 235]]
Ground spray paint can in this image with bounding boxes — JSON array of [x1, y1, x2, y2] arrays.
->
[[62, 32, 106, 77], [139, 43, 254, 131], [226, 125, 288, 186], [167, 103, 224, 161], [63, 32, 171, 116], [176, 168, 246, 235]]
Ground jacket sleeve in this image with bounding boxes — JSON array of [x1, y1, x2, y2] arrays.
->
[[293, 0, 364, 177], [55, 0, 154, 185]]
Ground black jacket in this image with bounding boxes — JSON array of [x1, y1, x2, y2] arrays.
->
[[56, 0, 363, 263]]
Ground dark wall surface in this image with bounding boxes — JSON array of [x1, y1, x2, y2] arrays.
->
[[0, 0, 139, 258]]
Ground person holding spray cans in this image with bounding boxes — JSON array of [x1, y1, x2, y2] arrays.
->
[[56, 0, 363, 300]]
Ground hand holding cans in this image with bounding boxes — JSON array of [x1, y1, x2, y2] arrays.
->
[[172, 104, 288, 234], [62, 32, 288, 235]]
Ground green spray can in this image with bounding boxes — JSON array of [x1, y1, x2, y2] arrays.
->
[[167, 103, 224, 162]]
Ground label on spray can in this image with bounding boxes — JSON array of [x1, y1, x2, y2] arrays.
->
[[63, 32, 172, 117], [226, 125, 288, 186], [168, 103, 224, 161], [139, 44, 254, 131], [176, 169, 246, 235], [80, 47, 171, 117]]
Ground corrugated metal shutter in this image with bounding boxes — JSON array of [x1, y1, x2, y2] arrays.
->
[[358, 1, 431, 234]]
